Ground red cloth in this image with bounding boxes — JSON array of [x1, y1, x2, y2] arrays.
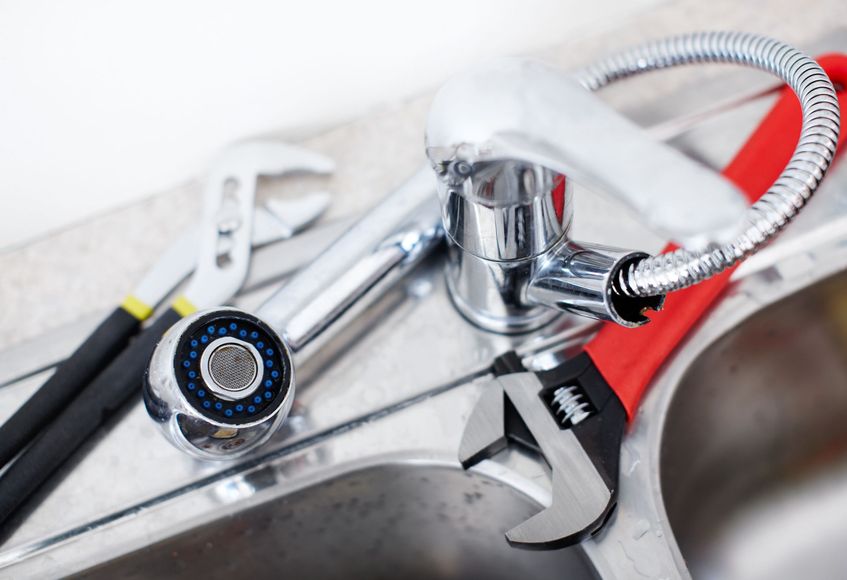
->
[[585, 54, 847, 419]]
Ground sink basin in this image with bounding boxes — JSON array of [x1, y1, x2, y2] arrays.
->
[[74, 464, 597, 580], [660, 271, 847, 580]]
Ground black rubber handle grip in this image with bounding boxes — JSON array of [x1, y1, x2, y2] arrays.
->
[[0, 307, 141, 469], [0, 307, 182, 532]]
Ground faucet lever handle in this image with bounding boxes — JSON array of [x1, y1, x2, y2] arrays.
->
[[426, 58, 749, 250]]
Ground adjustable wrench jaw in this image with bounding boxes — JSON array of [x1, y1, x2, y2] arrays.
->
[[458, 352, 625, 549]]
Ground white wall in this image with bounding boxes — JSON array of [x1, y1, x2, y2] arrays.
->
[[0, 0, 660, 248]]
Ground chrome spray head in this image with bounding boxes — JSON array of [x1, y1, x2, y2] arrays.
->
[[144, 308, 294, 459], [145, 169, 444, 460]]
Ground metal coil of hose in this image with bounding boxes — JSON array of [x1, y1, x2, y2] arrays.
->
[[577, 31, 841, 297]]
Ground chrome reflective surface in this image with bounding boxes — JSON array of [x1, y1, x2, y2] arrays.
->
[[260, 167, 443, 357], [425, 33, 839, 332], [577, 32, 840, 297], [182, 141, 335, 310], [435, 159, 573, 262], [527, 239, 664, 327], [445, 242, 561, 334], [143, 168, 444, 459], [144, 307, 295, 460], [426, 59, 748, 250], [425, 57, 704, 331]]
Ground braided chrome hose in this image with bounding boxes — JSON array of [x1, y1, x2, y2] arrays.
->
[[576, 32, 840, 297]]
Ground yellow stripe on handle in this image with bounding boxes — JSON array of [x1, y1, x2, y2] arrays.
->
[[120, 295, 154, 321], [172, 295, 198, 317]]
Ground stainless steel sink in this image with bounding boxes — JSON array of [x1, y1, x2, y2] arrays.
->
[[585, 146, 847, 578], [661, 271, 847, 580], [75, 464, 597, 580]]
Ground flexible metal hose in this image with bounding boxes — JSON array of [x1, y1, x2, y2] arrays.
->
[[576, 31, 840, 297]]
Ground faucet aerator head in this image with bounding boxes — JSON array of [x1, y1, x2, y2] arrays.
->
[[144, 307, 295, 459]]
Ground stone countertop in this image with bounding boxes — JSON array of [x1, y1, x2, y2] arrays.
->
[[2, 0, 845, 350]]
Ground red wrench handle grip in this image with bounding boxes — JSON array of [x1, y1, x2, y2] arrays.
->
[[585, 54, 847, 419]]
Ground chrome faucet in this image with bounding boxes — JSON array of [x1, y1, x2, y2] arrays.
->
[[426, 32, 838, 335], [425, 57, 753, 332]]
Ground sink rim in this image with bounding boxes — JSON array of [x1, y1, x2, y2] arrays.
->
[[586, 212, 847, 579], [658, 268, 847, 578], [76, 459, 600, 580], [0, 377, 569, 578]]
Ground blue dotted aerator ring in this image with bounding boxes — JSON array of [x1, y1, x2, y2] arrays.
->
[[173, 311, 292, 424]]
